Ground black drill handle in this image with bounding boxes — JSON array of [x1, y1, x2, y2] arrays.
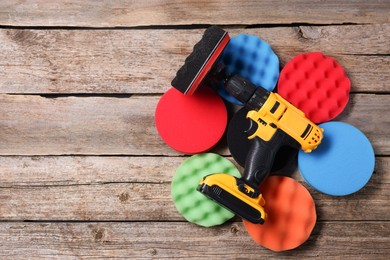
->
[[242, 129, 300, 191]]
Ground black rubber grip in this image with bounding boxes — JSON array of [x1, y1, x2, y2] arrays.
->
[[242, 129, 300, 190]]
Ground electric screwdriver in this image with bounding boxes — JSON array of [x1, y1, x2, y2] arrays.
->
[[171, 25, 323, 223], [223, 73, 323, 192]]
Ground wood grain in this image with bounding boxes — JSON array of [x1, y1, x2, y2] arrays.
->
[[1, 0, 389, 27], [0, 94, 388, 156], [0, 24, 389, 94], [0, 156, 387, 221], [0, 222, 388, 258], [1, 1, 389, 258]]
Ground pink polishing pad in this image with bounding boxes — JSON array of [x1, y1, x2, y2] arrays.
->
[[243, 176, 316, 251], [278, 52, 351, 123], [155, 87, 227, 154]]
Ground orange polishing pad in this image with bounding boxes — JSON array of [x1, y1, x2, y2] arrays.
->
[[243, 176, 316, 251]]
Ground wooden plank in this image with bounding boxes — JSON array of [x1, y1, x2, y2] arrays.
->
[[0, 156, 387, 221], [0, 156, 180, 186], [0, 25, 389, 94], [0, 94, 388, 156], [1, 1, 389, 27], [0, 155, 386, 186], [0, 222, 388, 258]]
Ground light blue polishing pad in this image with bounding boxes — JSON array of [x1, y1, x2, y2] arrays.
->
[[212, 34, 279, 105], [298, 122, 375, 196]]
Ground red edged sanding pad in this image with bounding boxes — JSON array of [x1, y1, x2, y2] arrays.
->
[[278, 52, 351, 123], [155, 87, 227, 154], [243, 176, 316, 251]]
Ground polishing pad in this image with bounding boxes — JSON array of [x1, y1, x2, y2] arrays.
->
[[171, 26, 230, 95], [243, 176, 316, 251], [278, 52, 351, 124], [298, 122, 375, 196], [227, 107, 297, 171], [155, 87, 227, 154], [213, 34, 279, 105], [171, 153, 241, 227]]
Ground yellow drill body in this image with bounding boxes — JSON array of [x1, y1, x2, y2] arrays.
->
[[246, 92, 324, 153]]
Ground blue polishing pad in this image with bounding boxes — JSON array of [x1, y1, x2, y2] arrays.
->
[[298, 122, 375, 196], [212, 34, 280, 105]]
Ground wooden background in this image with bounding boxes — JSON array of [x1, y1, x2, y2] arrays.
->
[[0, 0, 389, 258]]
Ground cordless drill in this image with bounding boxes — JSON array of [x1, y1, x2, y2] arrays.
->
[[171, 26, 323, 224]]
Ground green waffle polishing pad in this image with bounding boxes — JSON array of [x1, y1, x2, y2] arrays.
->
[[171, 153, 241, 227]]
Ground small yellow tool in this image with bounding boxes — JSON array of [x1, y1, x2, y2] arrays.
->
[[170, 26, 323, 224], [246, 91, 323, 153], [198, 74, 323, 224]]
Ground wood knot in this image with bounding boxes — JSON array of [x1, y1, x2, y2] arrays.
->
[[91, 226, 105, 241], [6, 30, 40, 47], [117, 192, 130, 203], [297, 26, 324, 40], [230, 224, 239, 235], [149, 249, 157, 256]]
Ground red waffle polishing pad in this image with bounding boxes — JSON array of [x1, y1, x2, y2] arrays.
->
[[243, 176, 316, 251], [278, 52, 351, 123], [155, 87, 227, 154]]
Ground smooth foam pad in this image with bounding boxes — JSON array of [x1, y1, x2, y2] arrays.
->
[[171, 153, 241, 227], [155, 87, 227, 154], [227, 107, 297, 171], [278, 52, 351, 124], [298, 122, 375, 196], [243, 176, 316, 251], [213, 34, 279, 105]]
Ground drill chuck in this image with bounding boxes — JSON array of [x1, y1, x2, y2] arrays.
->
[[225, 75, 270, 111]]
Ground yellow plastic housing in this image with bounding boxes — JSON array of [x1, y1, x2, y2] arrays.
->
[[246, 92, 324, 153]]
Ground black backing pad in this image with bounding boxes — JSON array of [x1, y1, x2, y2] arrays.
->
[[227, 107, 297, 172]]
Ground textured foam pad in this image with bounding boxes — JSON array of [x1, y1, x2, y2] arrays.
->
[[155, 87, 227, 154], [213, 34, 279, 105], [171, 26, 229, 95], [298, 122, 375, 196], [243, 176, 316, 251], [171, 153, 241, 227], [278, 52, 351, 124], [227, 107, 297, 171]]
